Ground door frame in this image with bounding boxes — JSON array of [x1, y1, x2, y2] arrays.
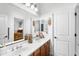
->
[[75, 11, 77, 56]]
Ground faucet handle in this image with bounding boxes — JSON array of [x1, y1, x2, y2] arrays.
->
[[11, 48, 14, 51], [20, 45, 22, 48], [16, 45, 22, 49], [16, 46, 19, 49]]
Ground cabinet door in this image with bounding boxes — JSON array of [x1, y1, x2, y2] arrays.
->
[[41, 45, 45, 56], [47, 40, 50, 54], [33, 48, 41, 56], [45, 40, 50, 56]]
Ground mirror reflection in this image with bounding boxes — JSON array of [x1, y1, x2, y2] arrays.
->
[[32, 19, 48, 39], [14, 18, 24, 41], [34, 20, 40, 33], [40, 20, 48, 33], [33, 20, 48, 33]]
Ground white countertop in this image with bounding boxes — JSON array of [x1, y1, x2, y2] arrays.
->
[[0, 36, 50, 56]]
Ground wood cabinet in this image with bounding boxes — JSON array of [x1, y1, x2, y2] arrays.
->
[[14, 32, 23, 41], [33, 48, 41, 56], [45, 40, 50, 56], [33, 40, 50, 56], [41, 45, 45, 56]]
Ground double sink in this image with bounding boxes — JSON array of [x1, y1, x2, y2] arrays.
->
[[1, 36, 49, 56]]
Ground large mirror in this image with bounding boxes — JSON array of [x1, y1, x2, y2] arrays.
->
[[32, 20, 48, 34], [34, 20, 40, 33], [40, 20, 48, 33], [14, 17, 24, 41]]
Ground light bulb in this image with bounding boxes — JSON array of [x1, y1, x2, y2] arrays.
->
[[35, 8, 38, 12], [31, 5, 34, 9]]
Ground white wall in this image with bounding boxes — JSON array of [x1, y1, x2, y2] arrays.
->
[[0, 3, 38, 43]]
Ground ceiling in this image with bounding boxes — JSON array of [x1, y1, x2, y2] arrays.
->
[[38, 3, 76, 16]]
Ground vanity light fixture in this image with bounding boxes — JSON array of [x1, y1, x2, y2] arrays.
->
[[34, 4, 38, 12], [33, 21, 35, 26], [48, 18, 51, 26], [22, 3, 38, 12], [25, 3, 30, 7]]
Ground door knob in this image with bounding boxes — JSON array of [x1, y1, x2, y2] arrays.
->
[[3, 35, 8, 39], [54, 36, 57, 39]]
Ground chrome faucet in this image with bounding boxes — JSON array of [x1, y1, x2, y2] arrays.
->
[[16, 45, 22, 50], [11, 47, 15, 51]]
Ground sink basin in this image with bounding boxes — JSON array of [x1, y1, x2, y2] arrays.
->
[[33, 37, 39, 40], [11, 48, 27, 56]]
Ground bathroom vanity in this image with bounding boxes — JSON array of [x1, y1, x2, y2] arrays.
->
[[0, 11, 52, 56], [33, 39, 50, 56], [0, 35, 50, 56], [0, 3, 53, 56]]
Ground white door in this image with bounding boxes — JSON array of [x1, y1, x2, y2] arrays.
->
[[54, 10, 69, 56], [0, 15, 8, 45], [76, 12, 79, 56]]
